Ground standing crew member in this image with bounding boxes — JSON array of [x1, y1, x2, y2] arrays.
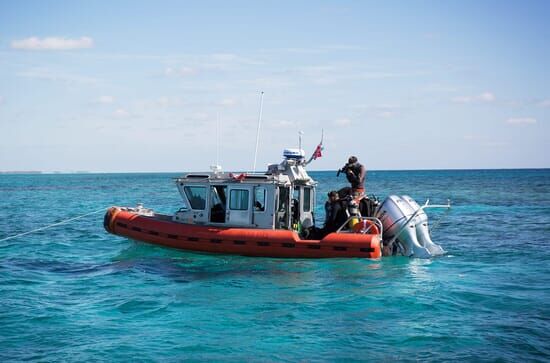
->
[[340, 156, 366, 195]]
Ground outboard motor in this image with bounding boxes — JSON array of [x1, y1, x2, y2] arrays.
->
[[375, 195, 444, 258], [401, 195, 445, 256]]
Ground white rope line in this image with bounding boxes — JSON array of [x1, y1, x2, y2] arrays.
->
[[430, 208, 451, 233], [0, 208, 107, 242]]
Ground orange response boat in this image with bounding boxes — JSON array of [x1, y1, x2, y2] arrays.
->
[[104, 207, 381, 258], [104, 148, 448, 258]]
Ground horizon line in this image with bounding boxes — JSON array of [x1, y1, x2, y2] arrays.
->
[[1, 166, 549, 175]]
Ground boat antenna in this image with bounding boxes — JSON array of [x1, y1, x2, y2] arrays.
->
[[216, 111, 220, 167], [252, 91, 264, 173], [210, 111, 222, 174], [299, 131, 304, 150]]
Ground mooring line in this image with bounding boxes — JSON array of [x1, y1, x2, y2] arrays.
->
[[430, 207, 451, 233], [0, 208, 107, 243]]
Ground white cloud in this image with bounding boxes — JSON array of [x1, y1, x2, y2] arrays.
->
[[463, 135, 508, 147], [156, 96, 183, 108], [452, 92, 495, 104], [270, 120, 296, 129], [98, 95, 115, 104], [262, 47, 325, 54], [483, 141, 508, 147], [539, 99, 550, 107], [260, 45, 363, 55], [162, 53, 262, 77], [11, 36, 94, 50], [506, 117, 537, 125], [220, 98, 237, 107], [0, 96, 3, 105], [18, 68, 100, 85], [191, 112, 209, 121], [312, 77, 339, 85], [211, 53, 238, 62], [113, 108, 130, 118], [378, 111, 395, 119], [297, 65, 336, 77], [164, 66, 197, 77], [353, 103, 400, 119], [211, 53, 264, 66], [334, 118, 352, 126], [451, 96, 472, 103], [479, 92, 496, 102], [420, 83, 457, 93], [246, 76, 295, 88]]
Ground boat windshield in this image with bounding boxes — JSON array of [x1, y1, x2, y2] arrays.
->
[[184, 186, 206, 210]]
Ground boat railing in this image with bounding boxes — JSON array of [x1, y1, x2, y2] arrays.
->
[[336, 216, 383, 236]]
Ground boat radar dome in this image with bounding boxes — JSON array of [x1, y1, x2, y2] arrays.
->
[[210, 164, 223, 176], [283, 148, 305, 160]]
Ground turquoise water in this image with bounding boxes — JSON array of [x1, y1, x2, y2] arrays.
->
[[1, 170, 549, 361]]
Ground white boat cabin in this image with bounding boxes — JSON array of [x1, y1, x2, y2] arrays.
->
[[173, 149, 317, 232]]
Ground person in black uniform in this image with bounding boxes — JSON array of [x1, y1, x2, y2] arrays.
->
[[323, 191, 348, 235], [340, 156, 366, 195]]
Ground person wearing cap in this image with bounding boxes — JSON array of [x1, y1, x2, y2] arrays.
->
[[344, 156, 366, 195]]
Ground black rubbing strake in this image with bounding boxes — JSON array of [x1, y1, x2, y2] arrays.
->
[[360, 247, 375, 253]]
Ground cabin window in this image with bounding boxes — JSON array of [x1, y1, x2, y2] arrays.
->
[[254, 187, 266, 211], [303, 187, 312, 212], [229, 189, 249, 210], [184, 186, 206, 210]]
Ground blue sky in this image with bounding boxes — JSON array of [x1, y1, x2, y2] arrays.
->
[[1, 0, 549, 172]]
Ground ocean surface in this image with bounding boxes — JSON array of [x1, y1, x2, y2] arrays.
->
[[1, 169, 549, 362]]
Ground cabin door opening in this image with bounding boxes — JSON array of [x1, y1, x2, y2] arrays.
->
[[252, 186, 268, 227], [301, 186, 314, 229], [292, 187, 301, 229], [275, 186, 290, 229], [210, 185, 227, 223]]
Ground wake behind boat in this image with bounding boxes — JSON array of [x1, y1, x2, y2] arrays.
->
[[104, 148, 449, 258]]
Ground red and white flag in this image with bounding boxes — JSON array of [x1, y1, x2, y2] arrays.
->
[[305, 130, 324, 165], [312, 143, 323, 160]]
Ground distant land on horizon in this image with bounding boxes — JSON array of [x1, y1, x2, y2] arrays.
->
[[0, 171, 91, 175]]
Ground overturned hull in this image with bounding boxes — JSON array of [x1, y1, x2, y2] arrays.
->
[[104, 207, 382, 259], [376, 195, 445, 258]]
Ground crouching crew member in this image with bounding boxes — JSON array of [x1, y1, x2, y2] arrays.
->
[[322, 191, 348, 235]]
